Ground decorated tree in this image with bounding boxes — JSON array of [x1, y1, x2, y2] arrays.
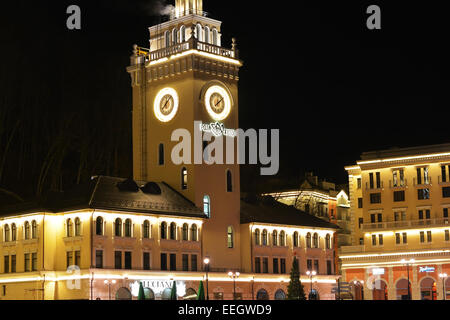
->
[[287, 256, 306, 300], [197, 281, 205, 300], [137, 282, 145, 300]]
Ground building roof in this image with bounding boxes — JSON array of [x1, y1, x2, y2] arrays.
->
[[0, 176, 205, 219], [240, 195, 339, 230], [360, 143, 450, 161]]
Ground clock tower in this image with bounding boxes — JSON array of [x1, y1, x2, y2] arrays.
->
[[127, 0, 243, 270]]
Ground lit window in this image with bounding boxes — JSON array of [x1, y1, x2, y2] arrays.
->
[[306, 233, 312, 248], [203, 195, 211, 217], [165, 30, 171, 47], [313, 233, 319, 248], [170, 222, 177, 240], [74, 218, 81, 237], [279, 231, 285, 246], [180, 25, 186, 42], [65, 220, 71, 238], [11, 224, 16, 241], [262, 229, 268, 246], [227, 226, 234, 248], [125, 219, 132, 237], [143, 220, 150, 239], [326, 234, 331, 249], [172, 28, 178, 45], [182, 223, 188, 241], [96, 217, 103, 236], [191, 224, 198, 241], [115, 218, 122, 237], [255, 229, 260, 245], [181, 167, 188, 190], [4, 225, 10, 242], [272, 230, 278, 246]]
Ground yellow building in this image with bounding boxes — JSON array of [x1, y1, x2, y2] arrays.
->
[[340, 144, 450, 300], [0, 0, 340, 300]]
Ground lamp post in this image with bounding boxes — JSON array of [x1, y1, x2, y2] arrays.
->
[[228, 271, 240, 300], [203, 257, 210, 300], [401, 259, 415, 300], [306, 270, 317, 300], [104, 279, 116, 300], [439, 273, 448, 300]]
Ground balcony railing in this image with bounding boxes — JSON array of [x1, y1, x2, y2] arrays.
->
[[413, 177, 432, 186], [438, 175, 450, 185], [339, 245, 365, 254], [362, 217, 449, 231], [389, 179, 408, 188], [365, 181, 384, 190]]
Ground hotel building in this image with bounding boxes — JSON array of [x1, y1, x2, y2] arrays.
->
[[341, 144, 450, 300], [0, 0, 339, 300]]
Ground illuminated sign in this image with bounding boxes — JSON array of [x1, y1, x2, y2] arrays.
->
[[372, 268, 385, 275], [200, 122, 236, 137], [419, 266, 435, 273], [130, 280, 186, 297]]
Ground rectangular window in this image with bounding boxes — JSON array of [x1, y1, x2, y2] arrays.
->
[[420, 231, 425, 243], [74, 251, 81, 267], [417, 168, 422, 185], [395, 233, 401, 244], [314, 260, 319, 273], [394, 191, 405, 202], [143, 252, 151, 270], [370, 193, 381, 204], [182, 254, 189, 271], [95, 250, 103, 268], [357, 178, 362, 189], [358, 198, 363, 208], [426, 210, 431, 220], [445, 230, 450, 241], [359, 238, 364, 245], [307, 259, 312, 271], [378, 234, 383, 246], [372, 235, 377, 246], [419, 210, 424, 220], [418, 188, 430, 200], [32, 253, 37, 271], [4, 256, 9, 274], [11, 255, 16, 273], [442, 165, 447, 183], [255, 257, 261, 273], [358, 218, 363, 229], [280, 258, 286, 274], [114, 251, 122, 269], [443, 187, 450, 198], [371, 214, 376, 223], [444, 208, 449, 218], [376, 172, 381, 189], [124, 252, 132, 269], [427, 231, 432, 242], [402, 232, 407, 244], [369, 173, 374, 189], [66, 251, 73, 269], [377, 213, 383, 222], [327, 260, 332, 275], [191, 254, 197, 272], [24, 253, 30, 272], [161, 253, 167, 271], [273, 258, 279, 274], [169, 253, 176, 271], [262, 258, 268, 273]]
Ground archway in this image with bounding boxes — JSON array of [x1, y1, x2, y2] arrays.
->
[[256, 289, 269, 300], [396, 278, 411, 300], [115, 287, 132, 300], [352, 281, 364, 300], [161, 288, 172, 300], [420, 277, 437, 300], [274, 289, 286, 300], [373, 279, 388, 300], [143, 288, 155, 300]]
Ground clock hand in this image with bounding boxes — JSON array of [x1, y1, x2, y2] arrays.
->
[[163, 97, 170, 110], [215, 97, 224, 107]]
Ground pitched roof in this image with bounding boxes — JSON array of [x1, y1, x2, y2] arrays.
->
[[0, 176, 205, 219], [240, 195, 340, 230]]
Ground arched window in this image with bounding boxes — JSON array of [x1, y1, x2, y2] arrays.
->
[[313, 233, 319, 248], [293, 231, 299, 247], [158, 144, 164, 165], [65, 220, 71, 238], [254, 229, 260, 245], [181, 167, 188, 190], [11, 223, 16, 241], [4, 224, 10, 242], [74, 218, 81, 237], [170, 222, 177, 240], [212, 28, 218, 45], [191, 224, 198, 241], [180, 25, 186, 42], [204, 26, 210, 43], [182, 223, 189, 241], [96, 217, 103, 236], [125, 219, 132, 237], [115, 218, 122, 237], [279, 231, 285, 246], [326, 234, 331, 249], [196, 23, 202, 41], [161, 222, 167, 239], [274, 289, 286, 300], [272, 230, 278, 246], [172, 28, 178, 44], [226, 170, 233, 192], [143, 220, 150, 239], [203, 195, 211, 217], [227, 226, 234, 248], [165, 30, 171, 47], [306, 233, 312, 248], [262, 229, 268, 246], [256, 289, 269, 300]]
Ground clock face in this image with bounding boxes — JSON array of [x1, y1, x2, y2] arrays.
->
[[154, 88, 179, 122], [204, 85, 232, 121]]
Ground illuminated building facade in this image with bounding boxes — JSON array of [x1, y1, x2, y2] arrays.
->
[[341, 144, 450, 300], [0, 0, 339, 300]]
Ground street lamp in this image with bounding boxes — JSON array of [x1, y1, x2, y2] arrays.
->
[[104, 279, 116, 300], [228, 271, 240, 300], [203, 257, 210, 300], [401, 259, 415, 300], [306, 270, 317, 300], [439, 273, 448, 300]]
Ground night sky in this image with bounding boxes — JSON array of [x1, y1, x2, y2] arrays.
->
[[0, 1, 448, 200]]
